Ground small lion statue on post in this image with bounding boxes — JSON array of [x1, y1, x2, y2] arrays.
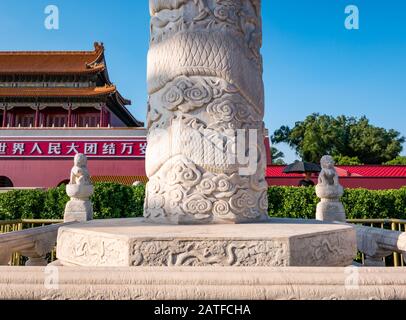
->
[[70, 153, 92, 186], [64, 154, 94, 222], [315, 155, 346, 222]]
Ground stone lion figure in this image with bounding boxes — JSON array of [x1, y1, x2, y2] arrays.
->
[[65, 154, 94, 222], [70, 153, 91, 186], [315, 155, 345, 222], [318, 155, 339, 186]]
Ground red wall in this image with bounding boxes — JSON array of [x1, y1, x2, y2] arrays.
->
[[0, 159, 146, 188], [267, 177, 406, 190], [3, 158, 405, 190]]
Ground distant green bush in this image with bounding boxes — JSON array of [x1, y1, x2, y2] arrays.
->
[[0, 189, 45, 220], [92, 182, 145, 219], [267, 186, 319, 219], [43, 185, 70, 219], [268, 186, 406, 220], [0, 183, 405, 220], [0, 183, 145, 220]]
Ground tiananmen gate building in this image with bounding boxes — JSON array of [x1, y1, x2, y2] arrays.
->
[[0, 43, 147, 188]]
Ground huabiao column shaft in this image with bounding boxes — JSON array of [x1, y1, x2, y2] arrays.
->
[[145, 0, 268, 224]]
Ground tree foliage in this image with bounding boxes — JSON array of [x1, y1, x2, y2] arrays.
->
[[272, 113, 404, 164], [333, 155, 362, 165], [385, 156, 406, 165], [271, 146, 285, 165]]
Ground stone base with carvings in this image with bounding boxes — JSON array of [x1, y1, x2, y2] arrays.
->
[[316, 200, 346, 222], [56, 218, 357, 267], [64, 199, 93, 223]]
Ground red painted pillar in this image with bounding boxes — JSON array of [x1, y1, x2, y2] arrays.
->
[[34, 107, 39, 128], [2, 107, 6, 127], [10, 112, 15, 127], [99, 107, 104, 127], [104, 110, 108, 127], [67, 106, 72, 127], [39, 110, 42, 127]]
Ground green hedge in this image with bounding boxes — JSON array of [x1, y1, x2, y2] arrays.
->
[[0, 183, 405, 220], [0, 183, 145, 220], [268, 186, 406, 220]]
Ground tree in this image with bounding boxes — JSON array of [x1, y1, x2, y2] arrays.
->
[[385, 156, 406, 165], [333, 155, 362, 165], [271, 146, 285, 165], [272, 113, 405, 164]]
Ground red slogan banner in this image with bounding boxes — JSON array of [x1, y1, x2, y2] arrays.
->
[[0, 140, 147, 158]]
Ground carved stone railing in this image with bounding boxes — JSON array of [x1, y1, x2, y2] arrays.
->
[[0, 222, 75, 266], [2, 219, 405, 267], [355, 225, 406, 266]]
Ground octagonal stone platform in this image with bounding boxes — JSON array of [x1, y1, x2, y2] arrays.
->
[[56, 218, 357, 267]]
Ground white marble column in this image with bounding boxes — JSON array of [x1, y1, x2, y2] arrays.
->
[[145, 0, 268, 224]]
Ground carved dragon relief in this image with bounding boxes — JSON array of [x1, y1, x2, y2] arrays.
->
[[290, 232, 355, 266], [131, 240, 289, 267], [150, 0, 262, 63], [147, 32, 264, 112]]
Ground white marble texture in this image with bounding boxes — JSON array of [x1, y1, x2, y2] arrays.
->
[[56, 218, 357, 267], [145, 0, 268, 224]]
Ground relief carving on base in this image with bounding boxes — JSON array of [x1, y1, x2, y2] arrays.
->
[[57, 231, 128, 266], [131, 240, 288, 267], [292, 231, 356, 266]]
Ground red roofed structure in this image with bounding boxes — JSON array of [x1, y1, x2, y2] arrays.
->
[[266, 165, 406, 190], [0, 42, 106, 75], [339, 166, 406, 177]]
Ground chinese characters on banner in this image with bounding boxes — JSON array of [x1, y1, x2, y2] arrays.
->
[[0, 140, 147, 158]]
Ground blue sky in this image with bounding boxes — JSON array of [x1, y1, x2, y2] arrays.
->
[[0, 0, 405, 163]]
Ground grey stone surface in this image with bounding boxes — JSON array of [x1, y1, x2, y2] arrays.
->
[[355, 224, 406, 266], [56, 218, 357, 267], [0, 222, 73, 266], [1, 266, 406, 300]]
